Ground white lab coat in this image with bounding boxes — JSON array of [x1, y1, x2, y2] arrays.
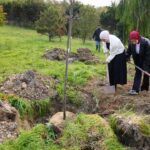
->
[[102, 35, 125, 63]]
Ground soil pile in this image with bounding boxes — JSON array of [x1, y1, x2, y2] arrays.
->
[[77, 48, 100, 64], [43, 48, 100, 64], [0, 70, 57, 100], [43, 48, 78, 62]]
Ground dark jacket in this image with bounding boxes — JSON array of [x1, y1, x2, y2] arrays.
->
[[126, 37, 150, 72], [93, 28, 102, 42]]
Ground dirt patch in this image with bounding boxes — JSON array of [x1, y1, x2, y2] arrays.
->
[[77, 77, 150, 115], [77, 48, 100, 64], [43, 48, 100, 64], [43, 48, 78, 63], [0, 70, 57, 100], [0, 102, 20, 143]]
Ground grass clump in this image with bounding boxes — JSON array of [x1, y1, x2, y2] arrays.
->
[[0, 93, 52, 119], [60, 113, 126, 150], [0, 93, 33, 119], [0, 124, 60, 150], [56, 83, 83, 107], [32, 99, 51, 117]]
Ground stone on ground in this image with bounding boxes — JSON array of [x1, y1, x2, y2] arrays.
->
[[0, 102, 20, 143], [49, 111, 75, 133]]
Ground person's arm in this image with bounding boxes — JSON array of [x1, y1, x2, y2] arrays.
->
[[106, 45, 117, 63], [92, 31, 96, 40]]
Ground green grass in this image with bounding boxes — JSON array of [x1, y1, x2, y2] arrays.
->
[[0, 25, 106, 109], [0, 25, 105, 84], [0, 124, 60, 150], [60, 113, 126, 150], [0, 113, 127, 150]]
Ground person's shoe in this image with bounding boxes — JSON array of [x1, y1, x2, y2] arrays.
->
[[128, 90, 139, 95]]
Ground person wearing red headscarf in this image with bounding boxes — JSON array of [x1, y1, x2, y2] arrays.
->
[[126, 31, 150, 95]]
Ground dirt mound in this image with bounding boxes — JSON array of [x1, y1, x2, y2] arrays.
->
[[43, 48, 78, 62], [110, 114, 150, 150], [43, 48, 100, 64], [0, 102, 20, 143], [77, 48, 100, 64], [0, 70, 57, 100]]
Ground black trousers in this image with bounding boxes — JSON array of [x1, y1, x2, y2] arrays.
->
[[132, 68, 149, 92]]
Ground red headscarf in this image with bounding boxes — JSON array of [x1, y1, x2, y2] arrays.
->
[[130, 31, 140, 41]]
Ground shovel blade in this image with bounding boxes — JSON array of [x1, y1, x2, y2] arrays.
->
[[103, 85, 115, 94]]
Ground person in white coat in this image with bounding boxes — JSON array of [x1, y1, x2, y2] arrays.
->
[[100, 30, 127, 89]]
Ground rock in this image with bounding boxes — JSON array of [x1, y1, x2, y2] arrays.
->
[[21, 82, 27, 89], [0, 102, 18, 121], [21, 70, 35, 84], [0, 102, 20, 143], [49, 111, 75, 132]]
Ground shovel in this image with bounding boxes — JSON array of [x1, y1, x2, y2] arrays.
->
[[128, 62, 150, 77], [103, 54, 116, 94]]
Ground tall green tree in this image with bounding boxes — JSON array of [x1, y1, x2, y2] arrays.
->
[[35, 4, 66, 41], [0, 5, 6, 25], [100, 4, 118, 33], [116, 0, 150, 43], [75, 5, 99, 44]]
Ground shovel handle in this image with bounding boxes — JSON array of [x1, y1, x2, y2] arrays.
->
[[105, 53, 110, 83], [128, 62, 150, 77]]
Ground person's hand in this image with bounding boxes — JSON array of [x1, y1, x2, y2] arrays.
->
[[106, 58, 110, 63]]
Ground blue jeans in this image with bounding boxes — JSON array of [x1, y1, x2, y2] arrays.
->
[[96, 41, 100, 52]]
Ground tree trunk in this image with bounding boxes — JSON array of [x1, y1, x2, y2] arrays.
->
[[48, 33, 51, 42], [59, 35, 62, 42], [136, 18, 140, 31], [82, 37, 86, 44]]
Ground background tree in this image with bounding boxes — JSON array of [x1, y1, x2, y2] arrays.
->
[[0, 0, 47, 28], [76, 5, 99, 44], [35, 4, 66, 41], [100, 4, 118, 33], [0, 5, 6, 25], [116, 0, 150, 43]]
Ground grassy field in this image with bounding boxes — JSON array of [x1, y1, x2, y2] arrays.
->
[[0, 25, 106, 85]]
